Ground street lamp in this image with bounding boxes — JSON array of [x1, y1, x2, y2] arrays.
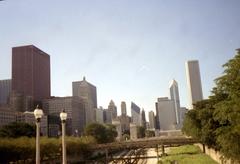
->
[[60, 109, 67, 164], [34, 105, 43, 164]]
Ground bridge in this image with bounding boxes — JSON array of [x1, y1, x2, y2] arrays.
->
[[90, 136, 198, 150], [84, 136, 200, 164]]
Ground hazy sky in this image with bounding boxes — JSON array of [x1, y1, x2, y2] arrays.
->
[[0, 0, 240, 116]]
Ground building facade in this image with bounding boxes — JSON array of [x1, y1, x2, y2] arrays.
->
[[108, 100, 117, 119], [72, 77, 97, 108], [42, 96, 86, 135], [131, 102, 141, 126], [121, 101, 127, 116], [185, 60, 203, 109], [0, 79, 11, 105], [12, 45, 51, 109], [95, 107, 104, 123], [156, 97, 177, 131], [169, 79, 181, 124], [140, 109, 146, 128], [148, 111, 156, 130], [72, 77, 96, 124], [0, 106, 17, 127]]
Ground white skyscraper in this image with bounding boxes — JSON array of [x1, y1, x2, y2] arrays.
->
[[185, 60, 203, 109], [169, 79, 180, 124]]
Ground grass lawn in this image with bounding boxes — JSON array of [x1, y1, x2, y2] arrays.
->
[[159, 145, 218, 164]]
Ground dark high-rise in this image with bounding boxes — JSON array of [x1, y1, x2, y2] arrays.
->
[[12, 45, 51, 106]]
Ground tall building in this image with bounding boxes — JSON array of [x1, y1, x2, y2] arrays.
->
[[72, 77, 97, 108], [156, 97, 177, 131], [108, 100, 117, 119], [140, 109, 146, 128], [12, 45, 51, 108], [180, 107, 188, 127], [169, 79, 180, 124], [0, 79, 11, 105], [95, 107, 104, 123], [148, 111, 156, 130], [155, 102, 160, 129], [42, 96, 86, 135], [121, 101, 127, 116], [0, 106, 17, 127], [103, 108, 112, 123], [185, 60, 203, 109], [72, 77, 97, 124], [131, 102, 141, 126]]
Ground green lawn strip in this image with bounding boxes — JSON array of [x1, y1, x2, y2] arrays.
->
[[159, 145, 218, 164]]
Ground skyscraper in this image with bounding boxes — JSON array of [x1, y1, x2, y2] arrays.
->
[[0, 79, 11, 105], [169, 79, 180, 124], [72, 77, 97, 124], [108, 100, 117, 119], [121, 101, 127, 116], [12, 45, 51, 109], [148, 111, 156, 130], [185, 60, 203, 109], [140, 109, 146, 128], [131, 102, 141, 126], [72, 77, 97, 108]]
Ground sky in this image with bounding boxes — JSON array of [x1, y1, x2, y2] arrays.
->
[[0, 0, 240, 116]]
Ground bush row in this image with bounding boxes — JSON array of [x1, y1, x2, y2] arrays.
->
[[0, 136, 96, 163]]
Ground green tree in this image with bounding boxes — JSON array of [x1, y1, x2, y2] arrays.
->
[[212, 50, 240, 160], [84, 123, 117, 143], [0, 122, 35, 138], [182, 49, 240, 161], [183, 99, 219, 149], [105, 124, 117, 143]]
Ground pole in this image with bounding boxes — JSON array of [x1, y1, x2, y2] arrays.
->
[[36, 120, 40, 164], [62, 121, 67, 164], [161, 145, 165, 156]]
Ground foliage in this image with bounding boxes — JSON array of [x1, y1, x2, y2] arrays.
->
[[160, 145, 217, 164], [145, 130, 155, 137], [0, 122, 35, 138], [137, 126, 146, 138], [182, 50, 240, 161], [84, 123, 117, 143], [212, 50, 240, 160], [0, 136, 96, 163], [182, 99, 219, 149]]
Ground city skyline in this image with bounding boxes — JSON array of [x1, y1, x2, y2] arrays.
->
[[0, 0, 240, 115]]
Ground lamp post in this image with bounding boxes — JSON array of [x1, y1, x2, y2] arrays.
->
[[34, 105, 43, 164], [60, 110, 67, 164]]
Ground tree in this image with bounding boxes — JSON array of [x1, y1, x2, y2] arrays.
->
[[182, 99, 220, 149], [182, 49, 240, 161], [84, 123, 117, 143], [145, 130, 155, 138], [0, 122, 35, 138], [212, 50, 240, 160], [104, 124, 117, 143]]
